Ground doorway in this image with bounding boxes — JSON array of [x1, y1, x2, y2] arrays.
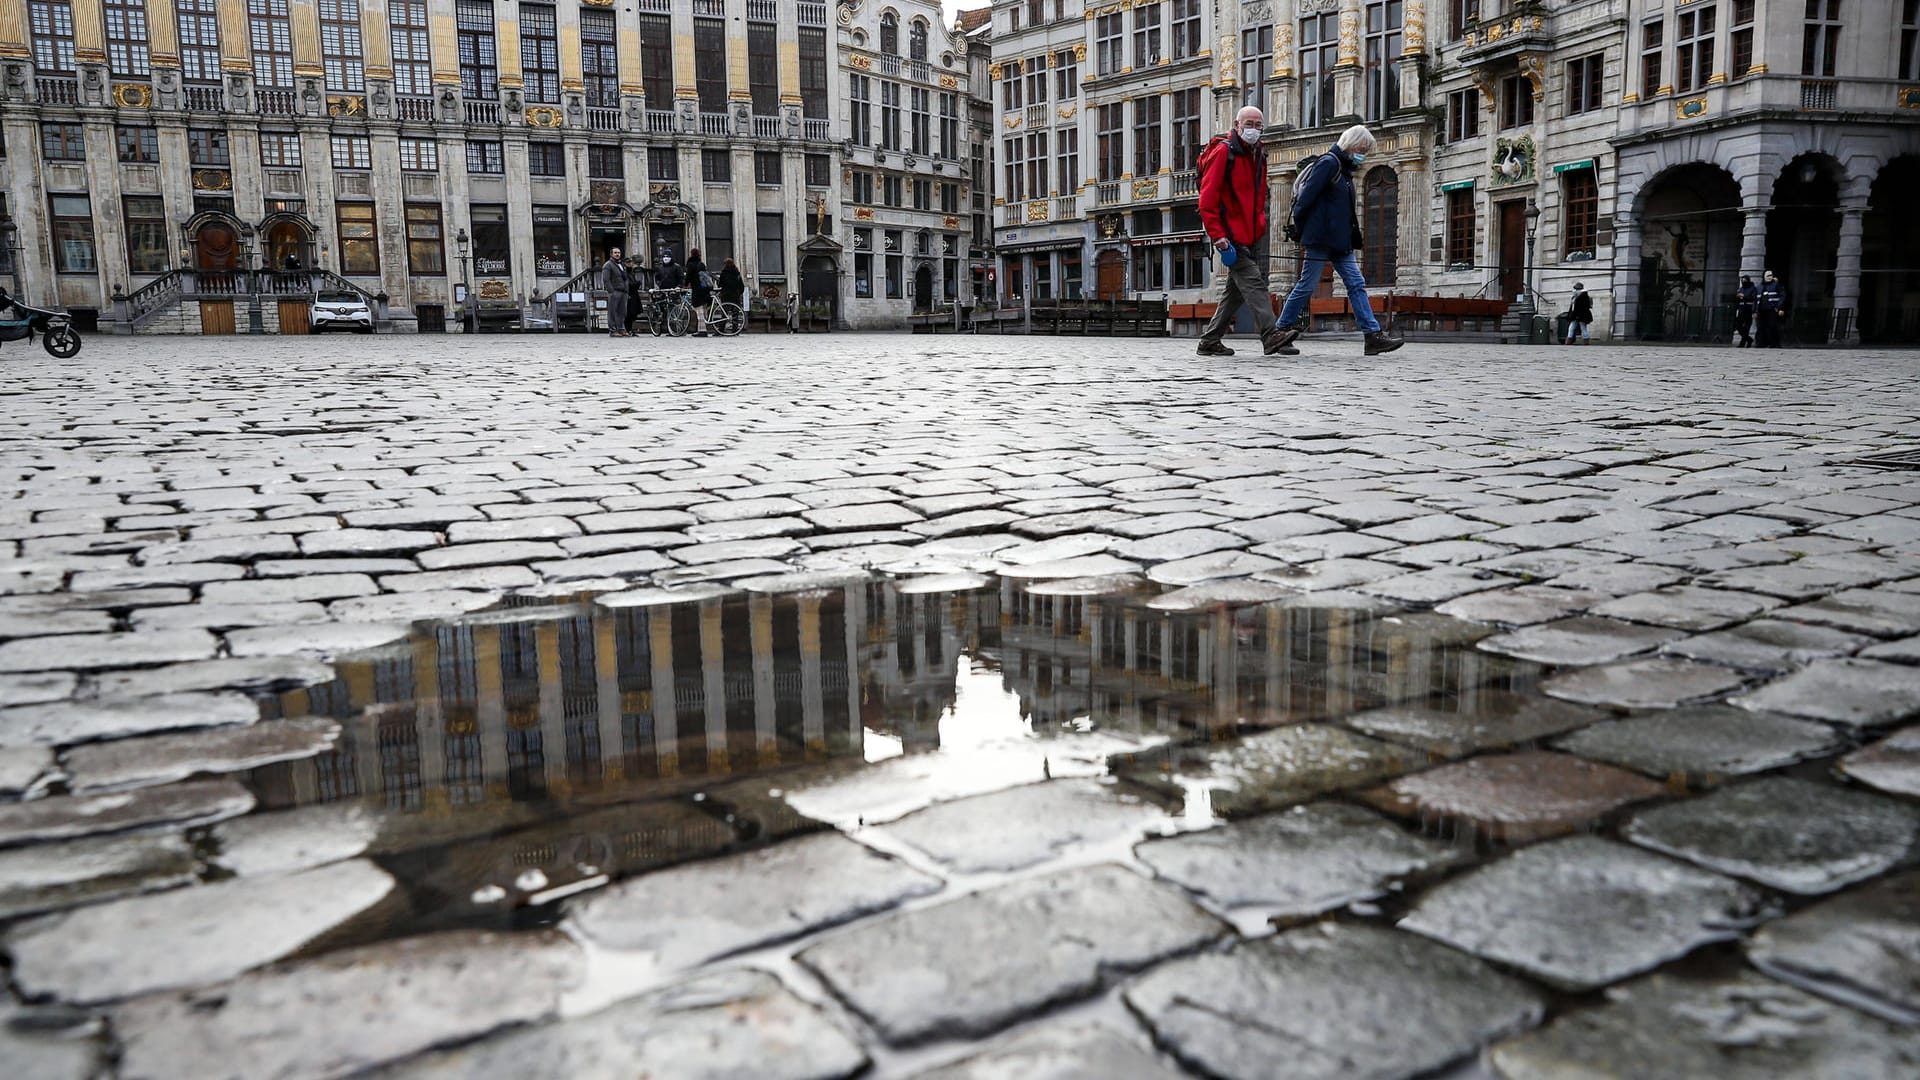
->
[[649, 223, 686, 267], [199, 301, 236, 334], [913, 264, 934, 312], [196, 221, 242, 294], [591, 227, 628, 269], [801, 254, 837, 329], [265, 221, 308, 270], [1497, 201, 1526, 300], [1095, 250, 1125, 300], [277, 300, 310, 335]]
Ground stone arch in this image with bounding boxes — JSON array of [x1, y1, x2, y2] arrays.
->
[[1861, 156, 1920, 342], [880, 10, 899, 55], [1767, 151, 1845, 313], [1632, 161, 1743, 339], [909, 17, 929, 61], [256, 210, 318, 270]]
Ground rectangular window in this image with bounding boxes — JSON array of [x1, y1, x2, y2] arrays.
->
[[337, 202, 378, 274], [1804, 0, 1841, 76], [881, 81, 902, 151], [1057, 129, 1079, 195], [1300, 12, 1339, 128], [117, 125, 158, 163], [1446, 188, 1475, 267], [260, 131, 301, 165], [882, 174, 903, 207], [1562, 169, 1598, 259], [695, 19, 727, 113], [705, 211, 734, 266], [1446, 88, 1481, 141], [319, 0, 366, 93], [885, 230, 903, 298], [939, 92, 959, 158], [1097, 103, 1124, 181], [580, 9, 618, 108], [806, 154, 831, 188], [124, 195, 169, 273], [850, 75, 872, 147], [248, 0, 294, 89], [854, 229, 872, 297], [941, 180, 959, 213], [1499, 74, 1535, 129], [178, 0, 222, 83], [1026, 132, 1048, 200], [1055, 57, 1078, 99], [1642, 20, 1664, 94], [749, 20, 779, 116], [1733, 0, 1758, 78], [41, 122, 85, 161], [1024, 56, 1047, 107], [50, 193, 95, 273], [30, 0, 77, 75], [914, 177, 933, 211], [638, 14, 671, 106], [1364, 1, 1403, 122], [1004, 137, 1024, 202], [531, 204, 568, 276], [1133, 2, 1163, 67], [105, 0, 151, 78], [755, 150, 782, 185], [757, 212, 785, 276], [1241, 22, 1274, 111], [1097, 13, 1124, 75], [1566, 53, 1604, 115], [1448, 0, 1481, 41], [1133, 208, 1163, 235], [1133, 94, 1162, 176], [1004, 69, 1022, 111], [471, 204, 510, 275], [589, 144, 623, 179], [1170, 87, 1200, 172], [1033, 256, 1052, 302], [648, 146, 678, 181], [188, 128, 230, 166], [1170, 242, 1208, 289], [332, 135, 372, 169], [457, 0, 499, 100], [911, 87, 931, 156], [702, 148, 732, 183], [800, 27, 829, 119], [406, 203, 444, 274], [398, 137, 437, 171], [391, 0, 432, 97], [519, 3, 560, 104], [464, 140, 503, 174], [1171, 0, 1202, 58], [1675, 5, 1716, 94], [852, 170, 874, 203], [528, 141, 565, 177]]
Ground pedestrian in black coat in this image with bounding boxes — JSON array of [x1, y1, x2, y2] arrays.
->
[[1734, 276, 1758, 347], [1755, 270, 1787, 349]]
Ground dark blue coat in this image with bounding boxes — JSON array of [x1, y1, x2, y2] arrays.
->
[[1292, 145, 1361, 254]]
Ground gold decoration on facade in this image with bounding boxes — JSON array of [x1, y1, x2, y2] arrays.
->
[[1337, 9, 1361, 65], [1402, 1, 1426, 54], [1026, 202, 1049, 222], [943, 215, 960, 229], [1517, 54, 1545, 102], [580, 0, 614, 6], [1676, 96, 1708, 119], [192, 168, 232, 191], [1048, 50, 1059, 67], [1471, 70, 1498, 114], [526, 105, 565, 127], [327, 95, 368, 117], [1274, 24, 1294, 78], [854, 207, 876, 221], [939, 75, 958, 88], [854, 55, 875, 71], [478, 280, 512, 300], [1218, 35, 1236, 84], [1004, 114, 1022, 128], [1900, 87, 1920, 108], [986, 61, 1000, 80], [112, 83, 153, 108], [1133, 178, 1159, 200], [1057, 104, 1077, 118], [1073, 43, 1087, 63], [1706, 72, 1728, 85]]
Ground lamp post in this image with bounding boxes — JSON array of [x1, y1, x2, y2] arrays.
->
[[240, 221, 265, 334], [454, 227, 471, 333], [1524, 200, 1541, 307], [0, 215, 19, 302]]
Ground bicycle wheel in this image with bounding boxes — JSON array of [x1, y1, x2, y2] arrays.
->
[[666, 301, 691, 337], [712, 301, 744, 337], [647, 299, 668, 337]]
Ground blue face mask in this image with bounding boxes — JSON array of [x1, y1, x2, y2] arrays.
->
[[1350, 152, 1367, 164]]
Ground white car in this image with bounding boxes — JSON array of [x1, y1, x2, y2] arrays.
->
[[311, 291, 373, 333]]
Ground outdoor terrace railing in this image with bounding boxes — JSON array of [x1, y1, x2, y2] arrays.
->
[[36, 76, 79, 105], [1800, 79, 1837, 110], [256, 88, 298, 116], [123, 270, 184, 327], [804, 118, 831, 140], [700, 112, 730, 136], [1170, 169, 1200, 197], [396, 95, 436, 122], [465, 99, 501, 125], [587, 106, 622, 132], [1096, 180, 1122, 205], [753, 115, 781, 138], [182, 83, 225, 111], [692, 0, 724, 14], [797, 1, 829, 27]]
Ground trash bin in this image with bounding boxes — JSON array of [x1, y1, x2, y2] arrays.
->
[[1550, 312, 1571, 344]]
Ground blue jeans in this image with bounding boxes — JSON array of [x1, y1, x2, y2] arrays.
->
[[1277, 247, 1381, 333]]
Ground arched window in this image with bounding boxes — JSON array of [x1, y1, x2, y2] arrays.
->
[[880, 12, 898, 55], [910, 18, 929, 60], [1363, 167, 1399, 285]]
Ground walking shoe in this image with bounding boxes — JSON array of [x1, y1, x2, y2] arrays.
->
[[1363, 331, 1404, 356], [1195, 340, 1235, 356], [1264, 324, 1302, 355]]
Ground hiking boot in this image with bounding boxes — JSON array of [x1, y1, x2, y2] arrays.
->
[[1364, 331, 1404, 356], [1264, 324, 1302, 355], [1195, 340, 1235, 356]]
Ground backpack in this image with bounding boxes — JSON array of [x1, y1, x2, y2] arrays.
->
[[1285, 153, 1337, 243]]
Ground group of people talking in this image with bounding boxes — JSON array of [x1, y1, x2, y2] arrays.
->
[[597, 248, 748, 337]]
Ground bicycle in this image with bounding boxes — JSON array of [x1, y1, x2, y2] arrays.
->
[[708, 299, 746, 337], [644, 287, 693, 337]]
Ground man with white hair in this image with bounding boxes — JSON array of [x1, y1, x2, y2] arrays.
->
[[1271, 125, 1403, 356], [1195, 105, 1289, 357]]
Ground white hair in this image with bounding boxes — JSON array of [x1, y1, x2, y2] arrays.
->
[[1337, 125, 1376, 152]]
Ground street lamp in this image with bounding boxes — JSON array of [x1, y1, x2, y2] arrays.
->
[[0, 214, 19, 302], [239, 221, 265, 335], [454, 227, 471, 332], [1524, 200, 1541, 307]]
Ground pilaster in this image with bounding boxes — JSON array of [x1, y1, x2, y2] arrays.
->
[[0, 1, 29, 60], [1832, 204, 1865, 340]]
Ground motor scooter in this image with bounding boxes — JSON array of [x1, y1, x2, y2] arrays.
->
[[0, 288, 81, 358]]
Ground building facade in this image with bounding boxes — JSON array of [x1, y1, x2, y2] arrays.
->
[[0, 0, 980, 333]]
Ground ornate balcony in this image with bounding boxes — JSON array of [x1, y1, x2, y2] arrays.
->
[[1459, 3, 1551, 65]]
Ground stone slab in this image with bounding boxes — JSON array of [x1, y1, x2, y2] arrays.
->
[[876, 779, 1177, 873], [995, 554, 1141, 580], [0, 630, 219, 672], [1746, 870, 1920, 1025], [1553, 705, 1842, 783], [0, 831, 198, 920], [1733, 658, 1920, 729], [1780, 588, 1920, 637], [0, 778, 254, 847], [1590, 586, 1784, 631], [226, 622, 412, 659], [201, 575, 381, 604], [91, 656, 334, 697], [63, 717, 341, 794], [1662, 618, 1875, 672], [1254, 557, 1406, 593], [1362, 750, 1664, 845], [1114, 724, 1427, 819], [1477, 616, 1687, 666], [1357, 566, 1518, 606], [1144, 549, 1287, 586], [0, 743, 54, 795], [1839, 725, 1920, 798], [1344, 693, 1607, 757], [128, 602, 329, 631], [1542, 658, 1751, 710], [1434, 585, 1609, 626], [0, 671, 78, 706], [911, 1023, 1186, 1080], [1144, 580, 1291, 611], [0, 692, 259, 749], [210, 802, 380, 877]]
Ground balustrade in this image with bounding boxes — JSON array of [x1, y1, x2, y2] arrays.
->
[[36, 77, 79, 105], [1096, 180, 1122, 205], [796, 2, 829, 27], [465, 99, 501, 125], [396, 96, 436, 122], [700, 112, 731, 136], [182, 84, 224, 111], [1800, 79, 1837, 110], [753, 115, 781, 139], [645, 109, 676, 134], [587, 107, 622, 132], [256, 88, 298, 116], [804, 118, 831, 141]]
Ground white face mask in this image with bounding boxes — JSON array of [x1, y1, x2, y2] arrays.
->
[[1239, 125, 1262, 144]]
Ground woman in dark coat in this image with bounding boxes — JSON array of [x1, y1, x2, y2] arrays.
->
[[1734, 275, 1758, 348], [718, 258, 746, 306], [685, 248, 711, 336]]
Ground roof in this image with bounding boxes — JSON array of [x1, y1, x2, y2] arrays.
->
[[956, 7, 992, 33]]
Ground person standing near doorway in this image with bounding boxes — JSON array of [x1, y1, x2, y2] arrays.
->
[[1272, 126, 1402, 357], [1734, 275, 1758, 347], [599, 247, 629, 337], [1565, 282, 1593, 345], [1195, 105, 1286, 357], [685, 248, 711, 336], [1756, 270, 1787, 348]]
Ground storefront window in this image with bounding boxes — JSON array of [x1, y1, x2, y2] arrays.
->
[[532, 205, 570, 277], [471, 204, 510, 276]]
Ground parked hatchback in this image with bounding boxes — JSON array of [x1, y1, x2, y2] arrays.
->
[[311, 291, 373, 333]]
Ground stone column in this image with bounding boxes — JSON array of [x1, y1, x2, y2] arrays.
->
[[474, 626, 506, 786], [535, 622, 567, 792], [648, 609, 679, 776], [83, 121, 128, 301], [291, 0, 324, 84], [218, 1, 251, 71], [799, 594, 826, 758], [749, 595, 778, 766], [1270, 22, 1296, 128], [1832, 203, 1865, 341], [367, 126, 411, 315], [616, 0, 643, 118], [1397, 0, 1425, 112], [504, 136, 534, 303], [1738, 204, 1768, 279], [699, 599, 729, 774], [592, 613, 622, 783], [411, 629, 447, 798], [1613, 210, 1642, 339], [1333, 0, 1362, 122], [496, 5, 524, 91]]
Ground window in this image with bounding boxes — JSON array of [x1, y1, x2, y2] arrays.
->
[[1300, 12, 1339, 128], [1138, 248, 1165, 291], [1171, 88, 1200, 172], [1004, 137, 1024, 202], [1446, 188, 1475, 267], [457, 0, 499, 100], [806, 154, 831, 188], [910, 17, 930, 61], [1642, 20, 1664, 95], [757, 212, 785, 276], [852, 170, 874, 203], [579, 9, 617, 108], [248, 0, 294, 89], [1499, 75, 1535, 128], [1362, 168, 1398, 285], [117, 125, 158, 163], [105, 0, 151, 78], [29, 1, 76, 75], [471, 204, 510, 275], [1034, 256, 1053, 301], [800, 27, 829, 119], [1171, 0, 1202, 58], [648, 146, 678, 180], [1448, 0, 1481, 41], [1171, 243, 1207, 289], [1026, 0, 1045, 27], [320, 0, 365, 93], [1097, 103, 1124, 181], [945, 254, 959, 299], [124, 196, 169, 273], [749, 20, 779, 116], [1134, 208, 1163, 235], [854, 229, 872, 297], [1446, 88, 1481, 141], [1566, 53, 1604, 115], [465, 140, 503, 174], [885, 231, 903, 298], [337, 203, 378, 274], [178, 0, 221, 83], [1675, 5, 1716, 94], [1024, 57, 1047, 107], [1364, 2, 1403, 122], [1804, 0, 1841, 76], [881, 12, 898, 54], [1025, 132, 1047, 201], [589, 144, 623, 179], [1005, 69, 1022, 111], [1733, 0, 1758, 78], [188, 128, 230, 166], [331, 135, 371, 169], [638, 13, 671, 106], [531, 205, 568, 276], [399, 137, 436, 171], [1055, 57, 1078, 99], [50, 194, 95, 273], [1902, 0, 1919, 80], [914, 177, 933, 211], [882, 174, 903, 207], [1097, 13, 1124, 76], [939, 93, 959, 158], [850, 75, 872, 147], [1060, 250, 1081, 299], [705, 212, 733, 266], [1242, 21, 1274, 110], [391, 0, 432, 97], [702, 148, 731, 183], [1133, 3, 1165, 67], [880, 81, 902, 151], [406, 204, 444, 274], [528, 141, 565, 177], [911, 87, 931, 156], [1562, 168, 1598, 258], [941, 181, 959, 213], [260, 131, 300, 165], [755, 151, 782, 185], [1133, 94, 1162, 176], [1057, 129, 1079, 195], [41, 122, 85, 161], [520, 4, 559, 104], [694, 18, 727, 114]]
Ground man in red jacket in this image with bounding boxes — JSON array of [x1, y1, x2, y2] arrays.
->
[[1196, 105, 1288, 357]]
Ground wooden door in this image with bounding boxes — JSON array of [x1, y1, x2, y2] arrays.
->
[[196, 222, 242, 296], [1498, 201, 1526, 300], [1095, 250, 1125, 300], [200, 301, 236, 335], [278, 300, 310, 335]]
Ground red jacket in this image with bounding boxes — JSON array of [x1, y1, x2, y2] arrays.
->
[[1198, 135, 1268, 249]]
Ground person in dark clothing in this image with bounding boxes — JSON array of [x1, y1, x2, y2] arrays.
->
[[1195, 105, 1284, 357], [1565, 282, 1594, 344], [1734, 275, 1758, 347], [685, 248, 711, 336], [718, 258, 746, 306], [598, 247, 630, 336], [655, 252, 685, 290], [1756, 270, 1787, 348], [1273, 125, 1402, 357]]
